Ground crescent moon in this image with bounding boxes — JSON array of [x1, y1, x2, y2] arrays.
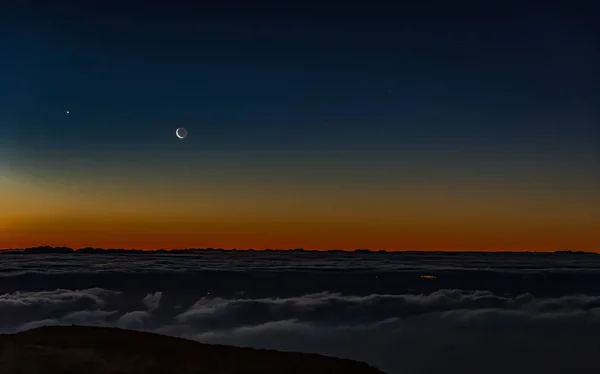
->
[[176, 128, 187, 139]]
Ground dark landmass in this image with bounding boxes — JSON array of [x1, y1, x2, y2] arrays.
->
[[0, 246, 596, 255], [0, 326, 386, 374]]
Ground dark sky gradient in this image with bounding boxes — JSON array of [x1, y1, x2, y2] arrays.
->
[[1, 1, 598, 250]]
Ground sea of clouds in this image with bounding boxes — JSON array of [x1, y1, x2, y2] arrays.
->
[[2, 251, 600, 374]]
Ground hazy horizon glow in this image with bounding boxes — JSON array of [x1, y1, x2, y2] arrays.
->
[[2, 147, 598, 251]]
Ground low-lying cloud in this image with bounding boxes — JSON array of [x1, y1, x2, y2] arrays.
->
[[2, 288, 600, 374], [2, 252, 600, 278], [4, 252, 600, 302], [2, 252, 599, 373]]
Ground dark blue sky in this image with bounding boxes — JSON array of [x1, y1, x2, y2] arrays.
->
[[2, 1, 597, 154]]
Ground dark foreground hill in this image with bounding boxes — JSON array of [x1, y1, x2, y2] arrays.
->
[[0, 326, 386, 374]]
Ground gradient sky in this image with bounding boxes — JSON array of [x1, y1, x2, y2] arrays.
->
[[1, 1, 598, 251]]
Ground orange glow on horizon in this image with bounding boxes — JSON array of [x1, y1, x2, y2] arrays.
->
[[2, 213, 598, 252], [2, 156, 599, 253]]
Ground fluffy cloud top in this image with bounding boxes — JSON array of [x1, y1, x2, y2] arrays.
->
[[2, 288, 600, 374]]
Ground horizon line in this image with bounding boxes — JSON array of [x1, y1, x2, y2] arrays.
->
[[0, 246, 596, 255]]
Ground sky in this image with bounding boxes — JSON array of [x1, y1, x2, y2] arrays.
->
[[1, 1, 598, 251]]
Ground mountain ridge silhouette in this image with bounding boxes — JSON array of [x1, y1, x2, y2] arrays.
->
[[0, 246, 596, 255]]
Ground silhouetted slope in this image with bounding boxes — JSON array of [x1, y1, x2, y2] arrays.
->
[[0, 326, 386, 374]]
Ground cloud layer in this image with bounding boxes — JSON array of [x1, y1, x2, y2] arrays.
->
[[2, 287, 600, 374], [2, 252, 600, 373], [3, 251, 600, 277]]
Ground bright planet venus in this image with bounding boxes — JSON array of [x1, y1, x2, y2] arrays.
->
[[176, 127, 187, 139]]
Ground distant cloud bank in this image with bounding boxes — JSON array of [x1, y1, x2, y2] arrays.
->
[[2, 251, 600, 374]]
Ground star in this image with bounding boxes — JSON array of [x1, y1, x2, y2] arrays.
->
[[66, 110, 70, 115]]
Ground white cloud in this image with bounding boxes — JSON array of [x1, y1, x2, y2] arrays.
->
[[142, 291, 162, 312], [116, 310, 151, 329], [0, 288, 116, 309]]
